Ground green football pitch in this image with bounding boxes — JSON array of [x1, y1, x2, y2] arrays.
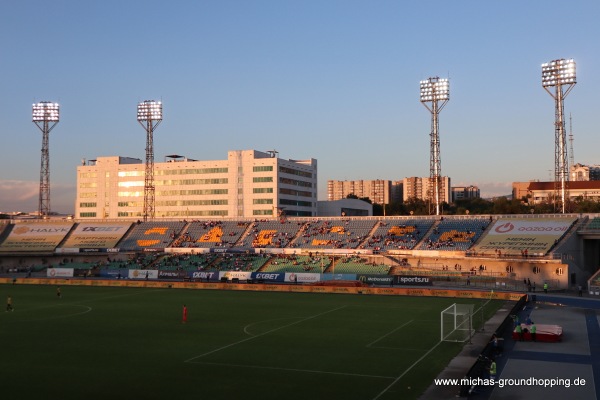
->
[[0, 284, 503, 400]]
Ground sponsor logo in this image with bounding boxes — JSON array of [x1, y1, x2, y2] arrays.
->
[[192, 272, 215, 279], [255, 273, 281, 280], [398, 276, 431, 284], [407, 289, 425, 296], [13, 226, 70, 235], [159, 271, 181, 278], [517, 226, 567, 232], [13, 226, 30, 235], [495, 222, 514, 233]]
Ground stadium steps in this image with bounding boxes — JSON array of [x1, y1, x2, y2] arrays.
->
[[114, 223, 138, 249], [0, 222, 14, 245], [55, 223, 79, 249], [357, 220, 382, 248], [550, 216, 585, 255], [467, 217, 495, 250], [413, 220, 439, 249], [231, 222, 255, 247]]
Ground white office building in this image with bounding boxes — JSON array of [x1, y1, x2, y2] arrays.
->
[[76, 150, 317, 219]]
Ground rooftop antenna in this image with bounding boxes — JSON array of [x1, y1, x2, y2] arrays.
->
[[267, 150, 279, 158]]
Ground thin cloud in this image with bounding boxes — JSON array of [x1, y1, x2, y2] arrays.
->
[[0, 180, 75, 214]]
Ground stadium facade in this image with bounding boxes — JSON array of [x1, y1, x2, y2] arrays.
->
[[76, 150, 317, 219]]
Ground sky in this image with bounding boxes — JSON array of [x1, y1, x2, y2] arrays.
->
[[1, 1, 599, 214]]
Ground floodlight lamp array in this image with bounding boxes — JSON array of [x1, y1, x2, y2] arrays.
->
[[32, 101, 60, 122], [137, 100, 163, 121], [542, 59, 576, 87], [420, 78, 450, 102]]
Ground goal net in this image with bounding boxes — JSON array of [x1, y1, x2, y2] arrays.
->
[[441, 303, 474, 342]]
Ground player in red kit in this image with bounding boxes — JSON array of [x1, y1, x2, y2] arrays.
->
[[182, 304, 188, 323]]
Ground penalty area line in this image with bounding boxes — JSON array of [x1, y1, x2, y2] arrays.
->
[[194, 361, 395, 380], [371, 340, 444, 400], [367, 320, 414, 348], [184, 305, 347, 363]]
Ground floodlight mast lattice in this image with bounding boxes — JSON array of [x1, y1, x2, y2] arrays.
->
[[32, 101, 60, 219], [137, 100, 163, 221], [420, 77, 449, 216], [542, 58, 576, 214]]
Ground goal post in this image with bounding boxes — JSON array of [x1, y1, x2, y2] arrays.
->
[[441, 303, 474, 342]]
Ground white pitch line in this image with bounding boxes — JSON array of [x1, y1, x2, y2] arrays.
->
[[19, 305, 93, 322], [371, 340, 444, 400], [195, 361, 395, 380], [243, 316, 304, 336], [185, 305, 347, 363], [367, 320, 414, 348]]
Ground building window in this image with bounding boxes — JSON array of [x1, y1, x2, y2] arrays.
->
[[79, 202, 97, 208], [253, 177, 273, 183], [253, 188, 274, 193], [253, 166, 273, 172], [279, 166, 312, 178], [253, 209, 273, 215], [79, 212, 97, 217], [253, 199, 273, 204], [118, 181, 144, 187]]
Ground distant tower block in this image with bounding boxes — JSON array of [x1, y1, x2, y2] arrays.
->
[[542, 58, 576, 213], [32, 101, 60, 218], [137, 100, 163, 221], [420, 77, 449, 216]]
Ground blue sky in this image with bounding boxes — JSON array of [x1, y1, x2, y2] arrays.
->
[[1, 1, 599, 214]]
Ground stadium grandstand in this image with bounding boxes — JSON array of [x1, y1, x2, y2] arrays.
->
[[1, 214, 600, 292]]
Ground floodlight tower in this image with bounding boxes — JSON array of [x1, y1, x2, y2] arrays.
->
[[542, 58, 576, 213], [137, 100, 163, 221], [420, 77, 449, 216], [32, 101, 60, 218], [568, 113, 574, 174]]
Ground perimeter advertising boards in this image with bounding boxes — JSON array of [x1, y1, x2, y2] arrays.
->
[[158, 271, 187, 280], [46, 268, 74, 278], [250, 272, 286, 282], [128, 269, 159, 280], [219, 271, 252, 281], [190, 271, 219, 281], [0, 223, 73, 252], [99, 269, 130, 279], [357, 274, 394, 285], [321, 274, 357, 281], [394, 276, 433, 286], [473, 218, 576, 255], [60, 222, 131, 249], [285, 273, 320, 283]]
